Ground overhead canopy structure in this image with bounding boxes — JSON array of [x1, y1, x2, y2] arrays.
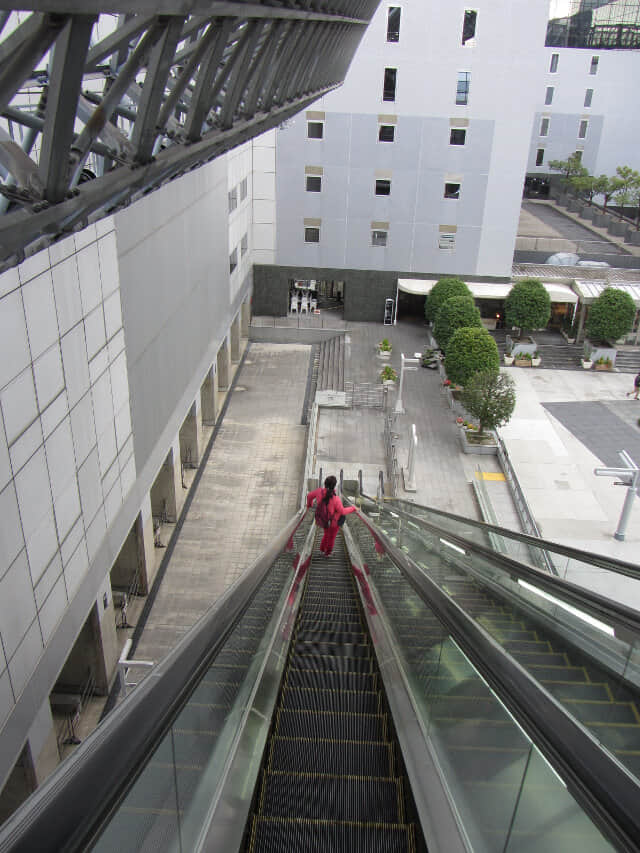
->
[[0, 2, 378, 269], [573, 280, 640, 307], [397, 279, 578, 303]]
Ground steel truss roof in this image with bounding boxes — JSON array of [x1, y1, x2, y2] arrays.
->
[[0, 1, 379, 268]]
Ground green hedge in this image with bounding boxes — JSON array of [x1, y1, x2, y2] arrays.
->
[[444, 327, 500, 386], [586, 287, 635, 342], [433, 295, 482, 352], [504, 278, 550, 333], [425, 277, 471, 322]]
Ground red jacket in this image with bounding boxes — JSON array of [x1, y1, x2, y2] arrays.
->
[[306, 487, 356, 528]]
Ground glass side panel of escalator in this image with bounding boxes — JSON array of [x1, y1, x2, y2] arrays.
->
[[91, 514, 313, 853], [348, 513, 615, 853], [361, 502, 640, 787]]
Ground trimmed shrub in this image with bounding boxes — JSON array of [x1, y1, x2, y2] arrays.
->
[[425, 277, 471, 322], [586, 287, 635, 342], [444, 327, 500, 387], [433, 295, 482, 352], [504, 278, 551, 335], [461, 370, 516, 436]]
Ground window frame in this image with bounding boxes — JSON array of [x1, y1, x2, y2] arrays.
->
[[304, 226, 320, 243], [439, 232, 456, 251], [378, 124, 395, 142], [549, 53, 559, 73], [544, 86, 554, 106], [239, 177, 248, 201], [456, 71, 470, 106], [307, 121, 324, 139], [444, 182, 461, 200], [590, 55, 599, 75], [241, 233, 248, 257], [383, 67, 397, 102], [584, 88, 594, 107], [228, 186, 238, 213], [305, 175, 322, 192], [371, 229, 388, 247], [229, 247, 238, 274], [462, 9, 477, 45], [536, 148, 545, 166], [386, 6, 401, 42], [539, 117, 550, 137], [449, 128, 467, 146], [375, 179, 392, 196], [578, 119, 588, 139]]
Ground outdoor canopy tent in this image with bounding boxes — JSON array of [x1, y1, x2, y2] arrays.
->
[[397, 279, 578, 303]]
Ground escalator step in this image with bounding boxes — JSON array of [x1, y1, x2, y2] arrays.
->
[[269, 736, 392, 777], [295, 628, 368, 645], [530, 665, 589, 682], [260, 772, 402, 823], [298, 612, 363, 626], [545, 681, 614, 703], [293, 640, 372, 660], [280, 686, 381, 715], [510, 651, 569, 667], [277, 709, 387, 742], [287, 667, 378, 693], [289, 653, 374, 674], [564, 699, 640, 725], [250, 815, 415, 853]]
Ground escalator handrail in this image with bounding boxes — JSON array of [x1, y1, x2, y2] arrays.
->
[[375, 494, 640, 580], [0, 510, 308, 853], [360, 493, 640, 640], [349, 507, 640, 852]]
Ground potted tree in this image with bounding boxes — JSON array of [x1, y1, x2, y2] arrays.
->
[[433, 295, 482, 353], [443, 327, 500, 387], [424, 277, 472, 324], [584, 286, 636, 366], [504, 278, 551, 356], [378, 338, 392, 358], [459, 370, 516, 454], [380, 365, 398, 386]]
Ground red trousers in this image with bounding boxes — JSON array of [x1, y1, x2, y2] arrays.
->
[[319, 524, 339, 554]]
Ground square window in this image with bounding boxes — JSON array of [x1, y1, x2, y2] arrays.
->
[[304, 227, 320, 243], [444, 182, 461, 199], [450, 128, 466, 145], [375, 179, 391, 195], [387, 7, 401, 42], [550, 53, 559, 73], [536, 148, 545, 166], [379, 124, 395, 142], [228, 187, 237, 212], [545, 86, 554, 105], [590, 56, 599, 75], [578, 119, 588, 139], [306, 175, 322, 192], [241, 233, 248, 256], [574, 150, 583, 162], [229, 248, 237, 274], [383, 68, 397, 101], [439, 233, 456, 251], [239, 177, 248, 200], [372, 230, 388, 247], [456, 72, 470, 105], [539, 117, 550, 136], [462, 10, 477, 45], [584, 88, 593, 107], [307, 121, 323, 139]]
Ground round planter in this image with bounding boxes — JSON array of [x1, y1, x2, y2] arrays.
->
[[532, 358, 541, 367], [382, 380, 396, 388], [581, 360, 593, 369], [567, 338, 576, 345], [378, 350, 391, 359], [504, 355, 514, 366]]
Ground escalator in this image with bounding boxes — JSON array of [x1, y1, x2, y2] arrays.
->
[[1, 504, 639, 853]]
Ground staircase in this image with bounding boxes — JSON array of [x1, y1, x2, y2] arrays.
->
[[317, 335, 345, 391], [245, 542, 423, 853], [491, 329, 640, 372]]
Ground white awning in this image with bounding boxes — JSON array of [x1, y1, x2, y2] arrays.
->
[[573, 280, 640, 306], [398, 279, 578, 303]]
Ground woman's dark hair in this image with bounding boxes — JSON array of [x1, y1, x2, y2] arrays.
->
[[323, 475, 337, 503]]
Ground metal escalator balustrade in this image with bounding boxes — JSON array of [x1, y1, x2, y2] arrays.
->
[[345, 500, 640, 851], [245, 540, 424, 852], [359, 496, 640, 787]]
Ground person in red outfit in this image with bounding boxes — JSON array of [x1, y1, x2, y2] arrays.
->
[[306, 475, 357, 556]]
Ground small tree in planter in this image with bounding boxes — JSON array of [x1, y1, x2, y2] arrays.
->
[[425, 277, 471, 323], [460, 370, 516, 436], [433, 295, 482, 352], [586, 287, 635, 344], [444, 327, 500, 387], [549, 153, 588, 188], [504, 278, 551, 341]]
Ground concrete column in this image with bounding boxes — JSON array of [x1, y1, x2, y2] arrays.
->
[[150, 445, 179, 523], [230, 315, 241, 363], [29, 701, 59, 787], [54, 600, 117, 696], [179, 401, 201, 467], [575, 301, 588, 344], [241, 298, 251, 337], [139, 496, 157, 589], [217, 338, 230, 390], [96, 581, 119, 692], [0, 744, 36, 824], [200, 365, 217, 426], [110, 511, 152, 596]]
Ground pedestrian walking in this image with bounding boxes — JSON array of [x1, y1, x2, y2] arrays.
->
[[306, 475, 356, 556], [626, 372, 640, 400]]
